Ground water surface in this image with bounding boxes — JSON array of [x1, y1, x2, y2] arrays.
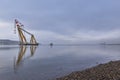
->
[[0, 45, 120, 80]]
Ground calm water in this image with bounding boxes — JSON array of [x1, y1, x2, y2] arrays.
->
[[0, 45, 120, 80]]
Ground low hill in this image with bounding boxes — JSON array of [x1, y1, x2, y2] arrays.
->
[[0, 39, 19, 45]]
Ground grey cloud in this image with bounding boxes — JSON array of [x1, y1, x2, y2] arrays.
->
[[0, 0, 120, 34]]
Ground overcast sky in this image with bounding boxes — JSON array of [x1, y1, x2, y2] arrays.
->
[[0, 0, 120, 43]]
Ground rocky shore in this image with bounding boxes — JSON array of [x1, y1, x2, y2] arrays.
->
[[57, 60, 120, 80]]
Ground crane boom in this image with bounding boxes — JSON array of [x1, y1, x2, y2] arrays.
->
[[15, 19, 39, 45], [20, 27, 32, 35]]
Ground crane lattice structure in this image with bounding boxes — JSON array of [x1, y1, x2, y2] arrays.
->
[[15, 19, 39, 45]]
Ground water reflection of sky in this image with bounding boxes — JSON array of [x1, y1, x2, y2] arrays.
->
[[0, 45, 120, 80]]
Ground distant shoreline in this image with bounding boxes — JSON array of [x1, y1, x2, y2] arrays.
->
[[0, 39, 19, 45], [57, 60, 120, 80]]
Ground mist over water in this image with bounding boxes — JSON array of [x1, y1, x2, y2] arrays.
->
[[0, 44, 119, 80]]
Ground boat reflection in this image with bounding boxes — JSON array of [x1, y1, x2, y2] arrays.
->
[[14, 45, 37, 72]]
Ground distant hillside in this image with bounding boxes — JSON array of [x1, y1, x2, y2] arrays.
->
[[0, 39, 19, 45]]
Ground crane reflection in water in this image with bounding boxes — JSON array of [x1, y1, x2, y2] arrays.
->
[[14, 45, 38, 72]]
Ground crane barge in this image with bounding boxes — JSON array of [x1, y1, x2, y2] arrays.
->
[[15, 19, 39, 45]]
